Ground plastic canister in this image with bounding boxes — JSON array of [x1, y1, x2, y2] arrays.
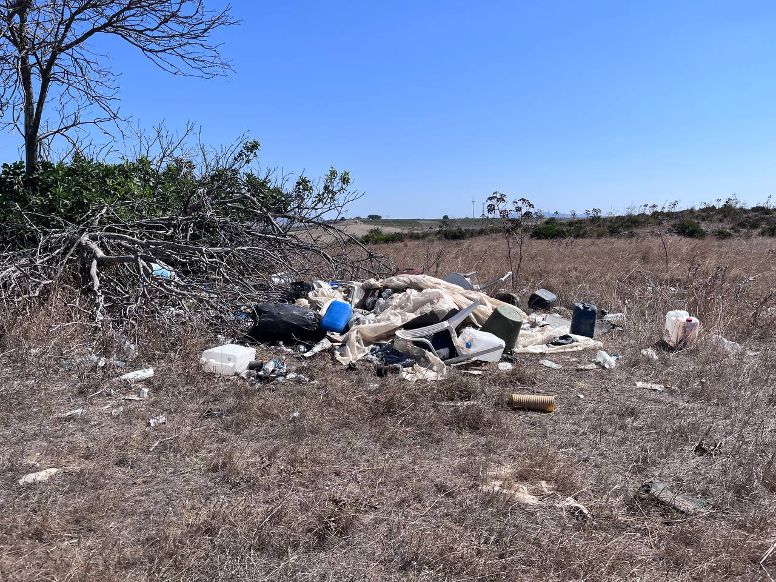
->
[[200, 344, 256, 376], [480, 305, 523, 351], [570, 302, 598, 338], [528, 289, 557, 309], [456, 328, 505, 362], [320, 300, 353, 333], [664, 310, 700, 348]]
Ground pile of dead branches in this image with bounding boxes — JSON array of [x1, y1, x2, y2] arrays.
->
[[0, 164, 393, 324]]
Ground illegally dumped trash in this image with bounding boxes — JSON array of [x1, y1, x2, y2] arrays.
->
[[540, 359, 562, 369], [506, 393, 557, 413], [664, 310, 700, 348], [203, 272, 623, 385], [637, 479, 708, 515], [19, 468, 61, 486], [595, 350, 617, 369], [528, 288, 557, 310], [570, 303, 597, 338], [640, 347, 659, 362], [480, 305, 523, 351], [320, 299, 353, 333], [481, 465, 589, 520], [201, 345, 255, 376], [119, 368, 154, 382], [636, 381, 665, 392], [148, 415, 167, 427], [246, 303, 325, 345]]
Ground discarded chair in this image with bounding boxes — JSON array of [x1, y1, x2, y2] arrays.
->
[[442, 271, 512, 293], [395, 300, 503, 363]]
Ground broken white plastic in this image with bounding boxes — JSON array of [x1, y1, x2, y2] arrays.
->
[[200, 344, 256, 376], [19, 468, 61, 485], [120, 368, 154, 382]]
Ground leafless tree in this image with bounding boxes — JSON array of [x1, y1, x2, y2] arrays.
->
[[0, 0, 236, 172]]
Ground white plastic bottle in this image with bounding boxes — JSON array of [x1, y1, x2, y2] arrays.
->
[[456, 328, 505, 362]]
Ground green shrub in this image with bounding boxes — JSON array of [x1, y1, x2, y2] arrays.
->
[[713, 228, 733, 239], [673, 219, 706, 238]]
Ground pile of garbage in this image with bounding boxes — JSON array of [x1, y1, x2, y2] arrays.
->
[[200, 271, 637, 384]]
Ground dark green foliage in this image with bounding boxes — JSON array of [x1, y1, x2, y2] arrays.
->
[[673, 220, 706, 238], [713, 228, 733, 239]]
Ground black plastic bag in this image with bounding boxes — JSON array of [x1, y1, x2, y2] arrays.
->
[[246, 303, 326, 344]]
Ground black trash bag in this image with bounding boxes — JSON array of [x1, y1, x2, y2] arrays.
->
[[246, 303, 326, 345], [290, 281, 314, 300]]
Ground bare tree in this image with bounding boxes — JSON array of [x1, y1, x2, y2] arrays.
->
[[0, 0, 236, 173]]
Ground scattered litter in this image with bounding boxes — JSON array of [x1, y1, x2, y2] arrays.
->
[[507, 393, 556, 413], [289, 410, 300, 420], [540, 359, 562, 369], [321, 299, 353, 333], [636, 381, 665, 392], [709, 334, 744, 354], [549, 334, 575, 346], [480, 305, 523, 351], [577, 393, 585, 399], [602, 312, 626, 325], [595, 350, 617, 369], [201, 344, 255, 376], [570, 302, 597, 338], [528, 289, 557, 309], [560, 496, 591, 522], [19, 468, 61, 486], [148, 415, 167, 427], [256, 357, 287, 380], [640, 347, 659, 362], [246, 303, 325, 345], [123, 386, 148, 401], [482, 466, 591, 520], [462, 370, 485, 376], [111, 406, 124, 417], [119, 368, 154, 382], [637, 479, 708, 514], [694, 440, 721, 457], [576, 363, 597, 371], [497, 362, 513, 371], [664, 310, 700, 348], [303, 338, 332, 357], [58, 408, 84, 419]]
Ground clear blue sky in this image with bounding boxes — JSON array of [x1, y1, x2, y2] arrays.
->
[[2, 0, 776, 217]]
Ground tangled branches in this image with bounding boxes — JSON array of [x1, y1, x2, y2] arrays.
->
[[0, 142, 393, 324]]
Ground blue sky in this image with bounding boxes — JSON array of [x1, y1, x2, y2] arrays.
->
[[2, 0, 776, 217]]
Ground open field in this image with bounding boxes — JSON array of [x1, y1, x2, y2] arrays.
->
[[1, 235, 775, 580]]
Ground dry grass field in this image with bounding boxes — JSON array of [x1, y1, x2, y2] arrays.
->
[[1, 234, 775, 581]]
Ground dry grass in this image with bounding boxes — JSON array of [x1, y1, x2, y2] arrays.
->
[[1, 234, 775, 580]]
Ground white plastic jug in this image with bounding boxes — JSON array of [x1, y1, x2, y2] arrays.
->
[[456, 328, 505, 362], [200, 344, 256, 376], [664, 310, 700, 348]]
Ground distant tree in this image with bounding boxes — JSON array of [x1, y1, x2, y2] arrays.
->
[[0, 0, 236, 173], [442, 214, 449, 220], [367, 214, 382, 220]]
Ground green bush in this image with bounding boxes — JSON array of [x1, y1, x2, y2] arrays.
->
[[713, 228, 733, 239], [673, 219, 706, 238]]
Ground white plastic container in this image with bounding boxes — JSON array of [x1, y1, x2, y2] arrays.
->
[[664, 310, 700, 348], [456, 328, 505, 362], [200, 344, 256, 376]]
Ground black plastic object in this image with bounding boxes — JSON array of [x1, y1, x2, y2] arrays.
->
[[401, 308, 460, 331], [570, 302, 598, 338], [528, 289, 557, 309], [494, 291, 521, 306], [246, 303, 325, 344], [549, 334, 576, 346], [290, 281, 313, 300]]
